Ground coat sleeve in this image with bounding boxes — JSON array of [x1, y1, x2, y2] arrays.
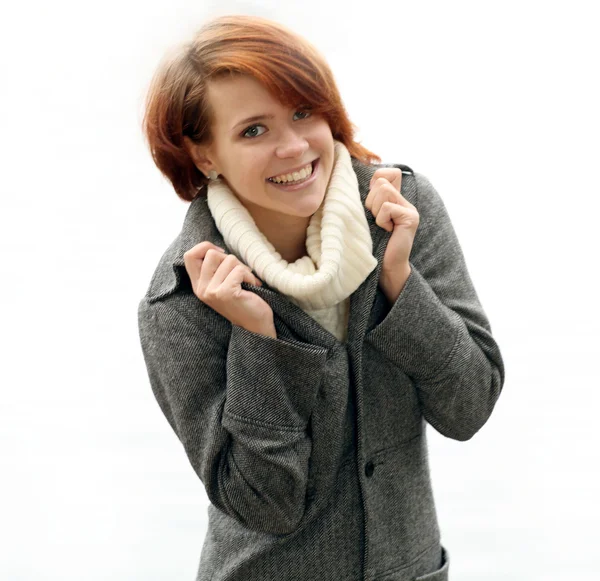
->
[[137, 292, 329, 534], [364, 172, 505, 441]]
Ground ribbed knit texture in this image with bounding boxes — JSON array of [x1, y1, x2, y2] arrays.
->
[[206, 139, 378, 341]]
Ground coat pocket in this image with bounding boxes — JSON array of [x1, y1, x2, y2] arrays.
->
[[414, 545, 449, 580]]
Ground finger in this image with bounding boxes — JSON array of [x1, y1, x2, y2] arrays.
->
[[183, 241, 225, 277], [184, 241, 226, 261], [370, 168, 402, 193], [365, 176, 403, 211], [365, 177, 392, 211], [377, 201, 419, 232], [376, 201, 405, 232], [207, 262, 256, 299], [183, 243, 213, 289], [184, 242, 263, 291], [205, 253, 237, 289], [376, 178, 415, 211], [223, 264, 261, 297], [370, 180, 403, 216], [209, 255, 262, 291], [197, 248, 229, 293]]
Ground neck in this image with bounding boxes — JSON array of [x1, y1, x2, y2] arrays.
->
[[240, 201, 312, 263]]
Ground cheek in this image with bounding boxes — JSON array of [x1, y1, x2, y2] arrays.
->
[[229, 153, 262, 184], [313, 119, 333, 142], [312, 124, 334, 157], [245, 152, 268, 179]]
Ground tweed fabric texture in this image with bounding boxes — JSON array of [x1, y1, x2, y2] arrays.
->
[[137, 157, 505, 581]]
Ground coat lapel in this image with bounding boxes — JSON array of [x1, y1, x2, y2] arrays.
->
[[145, 157, 415, 348]]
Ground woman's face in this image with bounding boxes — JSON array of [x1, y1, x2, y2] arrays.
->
[[189, 74, 335, 220]]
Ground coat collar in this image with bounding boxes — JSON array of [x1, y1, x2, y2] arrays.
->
[[145, 157, 415, 345]]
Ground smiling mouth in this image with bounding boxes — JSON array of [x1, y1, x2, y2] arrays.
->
[[267, 159, 318, 184]]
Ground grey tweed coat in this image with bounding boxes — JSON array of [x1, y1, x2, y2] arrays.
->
[[137, 158, 505, 581]]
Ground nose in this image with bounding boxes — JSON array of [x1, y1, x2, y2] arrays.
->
[[275, 127, 309, 159]]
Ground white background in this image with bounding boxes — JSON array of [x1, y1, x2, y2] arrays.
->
[[1, 1, 598, 579]]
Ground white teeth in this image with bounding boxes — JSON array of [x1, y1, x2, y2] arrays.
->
[[269, 162, 313, 184]]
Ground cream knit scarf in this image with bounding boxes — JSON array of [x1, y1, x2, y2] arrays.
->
[[206, 139, 378, 341]]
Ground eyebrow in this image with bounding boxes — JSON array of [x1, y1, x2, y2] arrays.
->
[[232, 114, 276, 131]]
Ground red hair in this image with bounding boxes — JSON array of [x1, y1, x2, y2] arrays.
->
[[142, 14, 381, 202]]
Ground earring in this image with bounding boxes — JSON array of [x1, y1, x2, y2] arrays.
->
[[208, 170, 219, 181]]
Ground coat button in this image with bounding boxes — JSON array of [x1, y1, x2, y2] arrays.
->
[[364, 461, 375, 477]]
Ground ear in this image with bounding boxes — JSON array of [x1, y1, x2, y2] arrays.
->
[[183, 136, 217, 176]]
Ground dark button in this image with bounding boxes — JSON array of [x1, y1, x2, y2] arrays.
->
[[364, 461, 375, 477]]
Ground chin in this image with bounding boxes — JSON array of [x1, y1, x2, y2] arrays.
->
[[299, 184, 327, 210]]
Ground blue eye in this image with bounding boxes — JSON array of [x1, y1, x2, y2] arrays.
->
[[293, 109, 312, 120], [242, 125, 267, 138]]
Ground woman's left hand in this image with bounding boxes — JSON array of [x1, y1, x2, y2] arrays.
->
[[365, 168, 420, 300]]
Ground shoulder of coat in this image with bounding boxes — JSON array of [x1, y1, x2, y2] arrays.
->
[[351, 156, 415, 182], [376, 162, 415, 175]]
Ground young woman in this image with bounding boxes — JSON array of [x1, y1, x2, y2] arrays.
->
[[137, 14, 505, 581]]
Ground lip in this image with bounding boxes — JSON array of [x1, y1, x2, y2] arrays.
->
[[266, 158, 319, 192], [267, 158, 318, 180]]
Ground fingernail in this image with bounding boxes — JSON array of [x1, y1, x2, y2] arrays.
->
[[216, 247, 226, 252]]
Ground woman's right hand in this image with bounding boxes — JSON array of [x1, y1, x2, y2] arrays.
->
[[183, 242, 276, 337]]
